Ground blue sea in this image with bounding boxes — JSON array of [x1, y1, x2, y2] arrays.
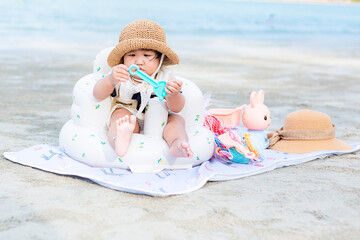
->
[[1, 0, 359, 54]]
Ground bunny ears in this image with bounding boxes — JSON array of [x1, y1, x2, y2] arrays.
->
[[250, 90, 265, 108]]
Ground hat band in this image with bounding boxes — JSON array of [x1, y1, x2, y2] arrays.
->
[[268, 125, 336, 148]]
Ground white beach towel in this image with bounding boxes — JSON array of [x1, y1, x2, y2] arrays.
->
[[3, 141, 359, 197]]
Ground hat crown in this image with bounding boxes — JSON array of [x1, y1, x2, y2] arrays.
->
[[107, 19, 179, 67], [284, 109, 333, 130], [119, 19, 166, 44]]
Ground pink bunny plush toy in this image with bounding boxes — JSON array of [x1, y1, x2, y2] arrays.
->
[[206, 90, 271, 164], [241, 90, 271, 160]]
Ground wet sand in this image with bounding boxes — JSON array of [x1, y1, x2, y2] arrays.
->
[[1, 35, 360, 239]]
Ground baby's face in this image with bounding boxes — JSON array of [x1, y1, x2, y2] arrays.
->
[[124, 49, 160, 77]]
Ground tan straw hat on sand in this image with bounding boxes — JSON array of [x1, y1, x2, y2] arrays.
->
[[267, 109, 351, 153], [107, 19, 179, 67]]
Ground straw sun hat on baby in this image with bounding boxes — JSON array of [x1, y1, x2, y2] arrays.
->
[[267, 109, 351, 153], [107, 19, 179, 67]]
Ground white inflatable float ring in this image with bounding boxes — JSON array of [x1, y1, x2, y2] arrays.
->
[[59, 48, 215, 173]]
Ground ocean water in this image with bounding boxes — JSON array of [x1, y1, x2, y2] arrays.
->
[[1, 0, 359, 50]]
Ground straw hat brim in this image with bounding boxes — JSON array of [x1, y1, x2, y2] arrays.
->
[[107, 39, 179, 67], [269, 138, 352, 154]]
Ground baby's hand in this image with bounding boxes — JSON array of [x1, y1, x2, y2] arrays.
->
[[108, 64, 130, 85], [165, 78, 183, 97]]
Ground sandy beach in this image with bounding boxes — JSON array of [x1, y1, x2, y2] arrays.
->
[[1, 1, 360, 239]]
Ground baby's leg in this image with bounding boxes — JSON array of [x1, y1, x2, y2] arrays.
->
[[163, 114, 193, 158], [108, 109, 139, 157], [114, 115, 137, 157]]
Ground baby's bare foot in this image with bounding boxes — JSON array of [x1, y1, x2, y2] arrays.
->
[[114, 115, 136, 157], [169, 138, 193, 158]]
